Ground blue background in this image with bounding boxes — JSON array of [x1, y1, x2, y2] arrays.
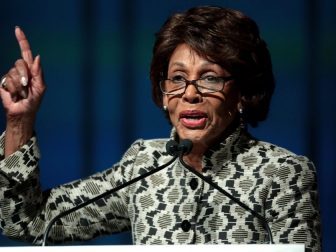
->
[[0, 0, 335, 251]]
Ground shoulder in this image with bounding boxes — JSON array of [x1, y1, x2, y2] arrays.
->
[[123, 138, 169, 156], [239, 131, 312, 165], [120, 138, 171, 168], [254, 139, 313, 166], [238, 131, 316, 178], [105, 138, 171, 182], [248, 139, 317, 184]]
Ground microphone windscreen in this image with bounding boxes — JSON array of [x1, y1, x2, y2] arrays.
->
[[166, 140, 179, 156], [179, 139, 193, 155]]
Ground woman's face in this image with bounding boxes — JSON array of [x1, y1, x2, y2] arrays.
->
[[163, 43, 241, 151]]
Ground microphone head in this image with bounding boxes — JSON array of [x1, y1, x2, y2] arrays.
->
[[166, 140, 179, 156], [178, 139, 193, 155]]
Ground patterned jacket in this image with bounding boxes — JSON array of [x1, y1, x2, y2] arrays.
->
[[0, 129, 321, 251]]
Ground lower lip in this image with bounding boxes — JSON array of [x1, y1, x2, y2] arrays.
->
[[180, 117, 207, 128]]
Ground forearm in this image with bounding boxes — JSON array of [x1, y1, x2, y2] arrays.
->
[[4, 116, 34, 157], [0, 132, 42, 242], [0, 136, 136, 244], [0, 135, 143, 245]]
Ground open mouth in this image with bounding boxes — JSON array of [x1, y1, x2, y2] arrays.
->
[[179, 110, 208, 128]]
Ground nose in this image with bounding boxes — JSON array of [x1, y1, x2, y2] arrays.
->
[[182, 83, 202, 104]]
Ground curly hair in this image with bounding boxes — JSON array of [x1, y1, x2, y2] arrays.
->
[[150, 6, 275, 127]]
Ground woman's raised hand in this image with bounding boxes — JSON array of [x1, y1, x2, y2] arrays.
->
[[0, 27, 45, 119], [0, 27, 46, 156]]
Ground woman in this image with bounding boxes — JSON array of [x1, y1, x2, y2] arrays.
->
[[0, 6, 321, 251]]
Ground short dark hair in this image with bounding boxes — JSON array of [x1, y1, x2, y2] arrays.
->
[[150, 6, 275, 127]]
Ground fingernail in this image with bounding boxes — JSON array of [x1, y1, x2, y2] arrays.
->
[[20, 90, 28, 99], [20, 76, 28, 86], [12, 95, 18, 103]]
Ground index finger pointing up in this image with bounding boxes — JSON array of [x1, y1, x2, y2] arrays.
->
[[15, 26, 34, 65]]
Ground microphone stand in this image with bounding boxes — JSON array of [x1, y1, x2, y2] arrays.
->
[[178, 155, 274, 244], [42, 155, 179, 246]]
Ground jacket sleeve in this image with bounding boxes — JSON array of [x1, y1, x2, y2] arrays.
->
[[0, 132, 143, 244], [265, 155, 322, 252]]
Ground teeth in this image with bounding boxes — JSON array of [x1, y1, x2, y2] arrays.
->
[[184, 116, 204, 120], [180, 112, 207, 120]]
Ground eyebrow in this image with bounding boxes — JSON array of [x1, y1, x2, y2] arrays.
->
[[169, 61, 217, 69]]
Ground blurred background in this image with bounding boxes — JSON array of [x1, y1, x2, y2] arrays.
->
[[0, 0, 335, 251]]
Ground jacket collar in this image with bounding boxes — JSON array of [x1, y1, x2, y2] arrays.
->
[[170, 126, 256, 173]]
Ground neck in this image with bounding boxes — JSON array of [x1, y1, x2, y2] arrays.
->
[[183, 149, 204, 172]]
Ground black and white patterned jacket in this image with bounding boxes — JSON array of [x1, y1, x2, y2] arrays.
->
[[0, 129, 321, 251]]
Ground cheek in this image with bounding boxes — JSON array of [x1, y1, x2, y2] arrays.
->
[[220, 89, 240, 113], [162, 95, 168, 107], [211, 97, 238, 124]]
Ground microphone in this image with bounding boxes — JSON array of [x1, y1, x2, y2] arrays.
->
[[166, 139, 193, 156], [178, 139, 193, 155], [176, 139, 274, 244], [42, 140, 189, 246]]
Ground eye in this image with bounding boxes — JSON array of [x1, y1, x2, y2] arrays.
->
[[170, 75, 186, 84], [202, 75, 221, 84]]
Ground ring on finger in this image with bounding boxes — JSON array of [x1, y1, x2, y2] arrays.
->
[[1, 76, 7, 89]]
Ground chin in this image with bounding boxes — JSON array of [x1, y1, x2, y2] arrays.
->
[[175, 123, 227, 149], [177, 128, 209, 143], [177, 131, 214, 154]]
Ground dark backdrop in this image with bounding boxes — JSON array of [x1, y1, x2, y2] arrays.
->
[[0, 0, 335, 251]]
